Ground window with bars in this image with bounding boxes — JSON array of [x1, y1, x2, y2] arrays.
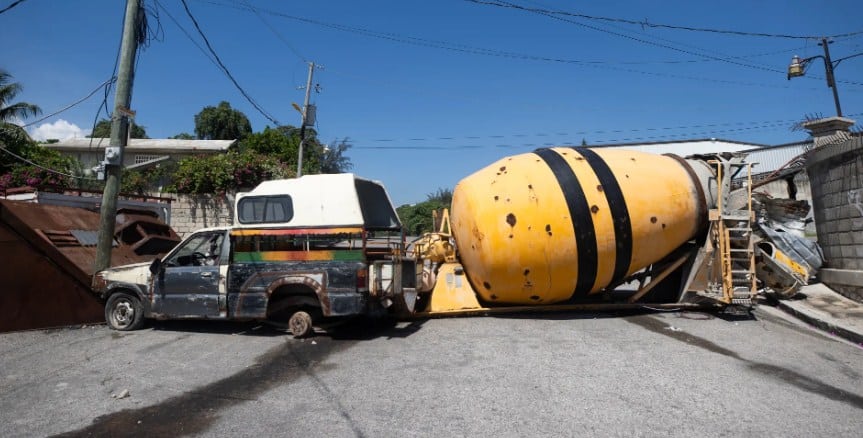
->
[[134, 154, 162, 165]]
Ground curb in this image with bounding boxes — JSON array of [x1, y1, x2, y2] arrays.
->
[[771, 297, 863, 346]]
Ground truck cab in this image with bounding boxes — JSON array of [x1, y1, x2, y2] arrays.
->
[[92, 174, 416, 337]]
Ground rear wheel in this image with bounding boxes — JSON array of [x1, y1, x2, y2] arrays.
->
[[288, 310, 314, 338], [105, 292, 144, 331]]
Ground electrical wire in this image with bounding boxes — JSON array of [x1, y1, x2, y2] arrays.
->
[[346, 114, 861, 148], [179, 0, 280, 125], [0, 0, 27, 15], [238, 0, 307, 62], [19, 78, 116, 128], [154, 0, 220, 67], [465, 0, 863, 40], [198, 0, 835, 92], [485, 0, 786, 74], [482, 0, 863, 87], [0, 141, 99, 181]]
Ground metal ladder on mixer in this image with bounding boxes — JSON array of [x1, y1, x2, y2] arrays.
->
[[713, 160, 757, 306]]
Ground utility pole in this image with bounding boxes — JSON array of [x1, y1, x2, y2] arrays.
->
[[819, 37, 843, 117], [95, 0, 140, 272], [297, 61, 315, 177]]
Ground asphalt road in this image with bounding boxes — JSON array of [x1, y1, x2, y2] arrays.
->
[[1, 305, 861, 437]]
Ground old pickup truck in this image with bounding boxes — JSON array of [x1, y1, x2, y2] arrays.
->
[[92, 174, 417, 337]]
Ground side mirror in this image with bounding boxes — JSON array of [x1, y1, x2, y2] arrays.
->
[[149, 258, 163, 274]]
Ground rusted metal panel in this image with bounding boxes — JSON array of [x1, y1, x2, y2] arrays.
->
[[0, 199, 180, 332]]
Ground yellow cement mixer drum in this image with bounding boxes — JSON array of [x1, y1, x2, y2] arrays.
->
[[450, 147, 705, 305]]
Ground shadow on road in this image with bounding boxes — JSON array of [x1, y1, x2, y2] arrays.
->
[[144, 316, 430, 341]]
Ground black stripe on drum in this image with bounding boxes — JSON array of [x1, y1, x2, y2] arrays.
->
[[573, 147, 633, 285], [534, 148, 598, 296]]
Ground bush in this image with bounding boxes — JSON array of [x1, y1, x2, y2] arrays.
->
[[168, 150, 292, 195]]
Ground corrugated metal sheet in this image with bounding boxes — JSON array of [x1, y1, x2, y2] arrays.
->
[[591, 138, 767, 156], [0, 199, 180, 332], [741, 141, 812, 176]]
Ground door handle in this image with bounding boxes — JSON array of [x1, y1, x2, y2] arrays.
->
[[200, 272, 213, 278]]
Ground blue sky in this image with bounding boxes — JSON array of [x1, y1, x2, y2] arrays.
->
[[3, 0, 862, 205]]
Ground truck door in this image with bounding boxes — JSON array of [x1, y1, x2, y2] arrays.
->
[[153, 230, 225, 318]]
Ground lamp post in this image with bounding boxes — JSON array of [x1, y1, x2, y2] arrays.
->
[[787, 37, 863, 117]]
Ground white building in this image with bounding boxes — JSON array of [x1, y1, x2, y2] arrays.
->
[[44, 138, 236, 169]]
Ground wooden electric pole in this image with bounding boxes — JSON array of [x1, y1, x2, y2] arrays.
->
[[296, 61, 315, 177], [95, 0, 140, 272]]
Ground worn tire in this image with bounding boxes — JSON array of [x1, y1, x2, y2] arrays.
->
[[288, 310, 314, 338], [105, 292, 144, 331]]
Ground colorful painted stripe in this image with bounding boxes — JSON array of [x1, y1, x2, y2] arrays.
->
[[234, 250, 364, 262], [231, 227, 364, 237]]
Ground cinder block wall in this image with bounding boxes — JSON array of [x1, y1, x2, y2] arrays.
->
[[806, 136, 863, 302], [168, 193, 235, 237]]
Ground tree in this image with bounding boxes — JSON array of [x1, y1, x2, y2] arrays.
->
[[0, 69, 40, 125], [395, 188, 453, 235], [319, 138, 353, 174], [1, 69, 44, 174], [238, 125, 322, 175], [194, 101, 252, 141], [88, 118, 148, 139], [171, 132, 194, 140]]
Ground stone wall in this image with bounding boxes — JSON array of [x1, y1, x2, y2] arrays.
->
[[167, 193, 235, 238], [806, 136, 863, 302]]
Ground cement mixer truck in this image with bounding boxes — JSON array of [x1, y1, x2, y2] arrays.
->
[[94, 147, 799, 336]]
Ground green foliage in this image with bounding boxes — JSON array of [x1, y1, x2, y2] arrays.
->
[[170, 132, 194, 140], [0, 69, 41, 123], [168, 150, 292, 195], [120, 162, 176, 195], [0, 141, 76, 191], [319, 138, 353, 174], [88, 118, 149, 139], [194, 101, 252, 141], [395, 188, 453, 235], [426, 187, 453, 205], [238, 125, 323, 175]]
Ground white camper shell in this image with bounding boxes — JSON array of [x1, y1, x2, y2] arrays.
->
[[233, 173, 402, 231]]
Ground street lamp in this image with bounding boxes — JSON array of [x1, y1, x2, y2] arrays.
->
[[787, 37, 863, 117]]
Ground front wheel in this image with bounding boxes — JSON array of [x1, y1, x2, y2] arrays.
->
[[105, 292, 145, 331]]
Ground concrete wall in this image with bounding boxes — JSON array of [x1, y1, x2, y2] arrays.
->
[[168, 193, 235, 237], [806, 136, 863, 302]]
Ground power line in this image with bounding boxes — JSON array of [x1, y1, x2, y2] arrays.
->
[[465, 0, 863, 40], [197, 0, 835, 91], [20, 78, 116, 128], [238, 0, 307, 62], [348, 114, 861, 150], [485, 0, 863, 87], [154, 0, 220, 67], [0, 136, 99, 181], [179, 0, 280, 125], [485, 0, 785, 74], [0, 0, 27, 15]]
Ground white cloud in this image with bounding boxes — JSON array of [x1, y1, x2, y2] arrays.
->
[[28, 119, 88, 141]]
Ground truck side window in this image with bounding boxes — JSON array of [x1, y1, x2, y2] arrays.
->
[[165, 232, 221, 267], [237, 195, 293, 224]]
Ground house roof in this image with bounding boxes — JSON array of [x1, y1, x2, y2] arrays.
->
[[44, 138, 236, 153]]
